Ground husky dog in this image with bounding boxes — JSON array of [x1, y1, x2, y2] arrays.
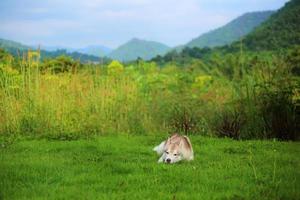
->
[[153, 134, 194, 164]]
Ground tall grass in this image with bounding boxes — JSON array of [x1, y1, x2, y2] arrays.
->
[[1, 59, 178, 138], [0, 51, 298, 140]]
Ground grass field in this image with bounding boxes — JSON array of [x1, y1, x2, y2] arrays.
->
[[0, 135, 299, 200]]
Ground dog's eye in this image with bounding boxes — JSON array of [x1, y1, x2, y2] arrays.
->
[[165, 151, 169, 154], [174, 154, 177, 156]]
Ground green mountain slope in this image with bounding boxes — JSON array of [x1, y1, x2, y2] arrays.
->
[[152, 1, 300, 64], [0, 38, 30, 53], [185, 11, 274, 49], [242, 0, 300, 50], [109, 38, 170, 61]]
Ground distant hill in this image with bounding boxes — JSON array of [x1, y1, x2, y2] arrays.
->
[[151, 1, 300, 64], [0, 38, 107, 63], [108, 38, 170, 61], [39, 45, 70, 52], [0, 38, 30, 54], [184, 11, 274, 49], [242, 0, 300, 50], [76, 45, 112, 57], [41, 45, 112, 57]]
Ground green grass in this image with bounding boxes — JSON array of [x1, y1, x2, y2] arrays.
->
[[0, 136, 299, 200]]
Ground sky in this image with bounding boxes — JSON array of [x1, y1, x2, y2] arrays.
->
[[0, 0, 290, 48]]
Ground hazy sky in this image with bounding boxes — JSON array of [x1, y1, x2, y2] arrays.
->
[[0, 0, 289, 48]]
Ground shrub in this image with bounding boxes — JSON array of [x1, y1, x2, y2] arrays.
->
[[107, 60, 124, 76], [41, 55, 78, 73]]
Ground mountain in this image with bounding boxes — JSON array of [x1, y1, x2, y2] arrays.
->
[[40, 45, 112, 57], [108, 38, 171, 61], [152, 1, 300, 64], [39, 45, 71, 52], [242, 0, 300, 50], [41, 45, 112, 57], [184, 11, 275, 49], [0, 38, 106, 63], [0, 38, 30, 53], [76, 45, 112, 57]]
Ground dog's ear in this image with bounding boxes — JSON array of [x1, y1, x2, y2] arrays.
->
[[180, 136, 192, 149], [166, 137, 171, 145], [180, 136, 194, 161], [179, 138, 184, 148]]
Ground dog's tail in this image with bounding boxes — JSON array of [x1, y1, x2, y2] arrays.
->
[[153, 141, 165, 155]]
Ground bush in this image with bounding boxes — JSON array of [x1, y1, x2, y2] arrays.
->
[[41, 55, 78, 73], [258, 84, 298, 140], [107, 60, 124, 76]]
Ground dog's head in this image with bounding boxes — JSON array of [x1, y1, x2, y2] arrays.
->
[[163, 141, 183, 164]]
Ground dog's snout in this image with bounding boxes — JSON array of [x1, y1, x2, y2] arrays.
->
[[166, 158, 171, 163]]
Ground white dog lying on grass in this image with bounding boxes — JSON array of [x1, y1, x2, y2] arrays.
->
[[153, 133, 194, 164]]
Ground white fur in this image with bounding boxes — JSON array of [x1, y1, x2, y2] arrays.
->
[[153, 134, 194, 164], [153, 141, 166, 156]]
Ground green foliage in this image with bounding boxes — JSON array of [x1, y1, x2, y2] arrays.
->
[[0, 49, 298, 140], [193, 75, 213, 91], [0, 49, 13, 64], [107, 60, 124, 76], [242, 0, 300, 50], [152, 48, 213, 65], [41, 55, 79, 73], [255, 62, 298, 140], [286, 45, 300, 75]]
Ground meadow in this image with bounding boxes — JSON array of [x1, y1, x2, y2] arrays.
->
[[0, 47, 299, 199], [0, 135, 299, 200]]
